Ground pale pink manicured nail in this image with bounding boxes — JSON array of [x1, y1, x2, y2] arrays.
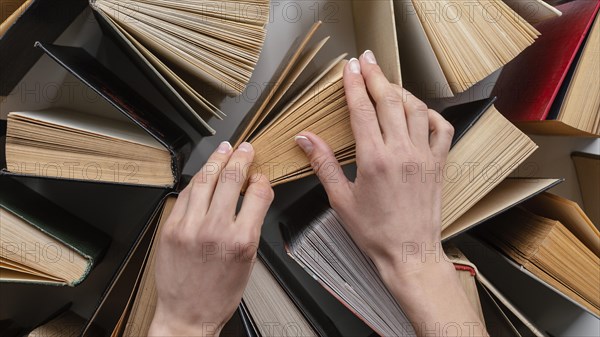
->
[[217, 141, 232, 154], [238, 142, 253, 152], [348, 58, 361, 74], [295, 135, 314, 154], [363, 50, 377, 64]]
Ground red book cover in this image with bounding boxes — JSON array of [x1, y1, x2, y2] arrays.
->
[[493, 0, 600, 121]]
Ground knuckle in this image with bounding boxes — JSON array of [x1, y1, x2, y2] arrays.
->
[[191, 171, 211, 187], [366, 153, 389, 174], [198, 226, 221, 244], [381, 88, 404, 107], [409, 100, 428, 114], [310, 152, 328, 169], [311, 153, 336, 176], [164, 224, 193, 246], [240, 239, 258, 258], [348, 76, 366, 89], [441, 121, 455, 137], [162, 225, 178, 243], [350, 99, 376, 119], [247, 180, 274, 202], [220, 164, 244, 183], [328, 194, 346, 212]]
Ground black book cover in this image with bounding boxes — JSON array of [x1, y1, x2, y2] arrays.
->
[[81, 196, 166, 336], [0, 175, 111, 286], [441, 97, 496, 148], [0, 0, 87, 95], [90, 5, 216, 136], [1, 42, 195, 190]]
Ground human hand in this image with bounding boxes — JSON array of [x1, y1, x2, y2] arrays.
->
[[295, 51, 455, 277], [300, 51, 487, 337], [148, 142, 274, 337]]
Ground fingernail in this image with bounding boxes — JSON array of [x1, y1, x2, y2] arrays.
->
[[217, 141, 232, 154], [348, 58, 361, 74], [295, 136, 313, 154], [238, 142, 253, 153], [363, 50, 377, 64]]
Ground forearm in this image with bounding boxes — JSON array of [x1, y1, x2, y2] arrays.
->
[[378, 258, 489, 337]]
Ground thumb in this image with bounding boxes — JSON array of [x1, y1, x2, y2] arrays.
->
[[295, 132, 352, 204]]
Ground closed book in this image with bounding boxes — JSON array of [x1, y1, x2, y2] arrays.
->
[[0, 176, 110, 286]]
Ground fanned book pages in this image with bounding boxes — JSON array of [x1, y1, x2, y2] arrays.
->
[[285, 209, 415, 337], [475, 202, 600, 316], [284, 211, 540, 336], [0, 177, 110, 286], [232, 21, 350, 185], [5, 110, 175, 187], [394, 0, 541, 97], [233, 21, 537, 191], [242, 258, 318, 337], [91, 0, 269, 117], [493, 0, 600, 137]]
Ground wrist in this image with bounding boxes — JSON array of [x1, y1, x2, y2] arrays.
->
[[373, 242, 455, 294], [149, 305, 222, 337]]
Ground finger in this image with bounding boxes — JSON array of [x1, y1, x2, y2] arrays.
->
[[295, 132, 352, 204], [208, 142, 255, 219], [358, 50, 409, 145], [343, 58, 384, 159], [167, 184, 192, 226], [428, 109, 455, 161], [236, 173, 274, 237], [400, 88, 430, 150], [186, 141, 233, 216]]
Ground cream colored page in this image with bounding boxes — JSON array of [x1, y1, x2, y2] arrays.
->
[[524, 193, 600, 257], [502, 0, 561, 24], [352, 0, 402, 85], [8, 110, 165, 150], [442, 179, 560, 240]]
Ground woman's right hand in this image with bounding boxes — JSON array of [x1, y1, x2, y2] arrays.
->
[[295, 50, 488, 337], [295, 50, 454, 275]]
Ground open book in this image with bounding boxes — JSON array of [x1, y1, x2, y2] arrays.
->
[[493, 0, 600, 137], [91, 0, 269, 119], [0, 176, 110, 286], [475, 193, 600, 316], [232, 21, 540, 193], [394, 0, 543, 97], [5, 110, 173, 186], [282, 210, 547, 336], [2, 42, 199, 188]]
